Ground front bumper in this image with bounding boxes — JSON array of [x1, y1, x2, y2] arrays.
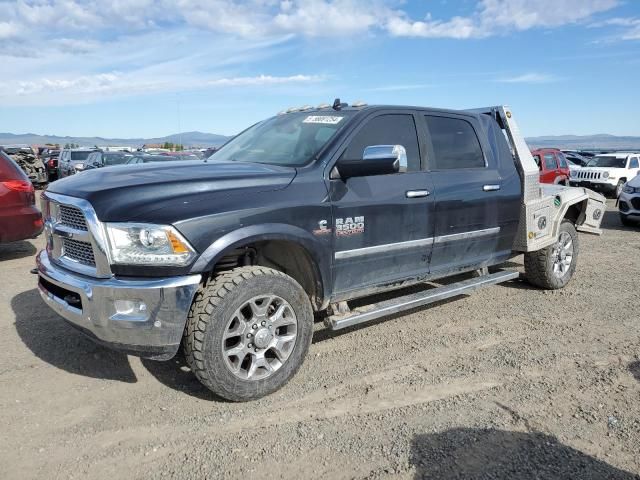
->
[[572, 180, 617, 194], [36, 250, 201, 360], [618, 191, 640, 221]]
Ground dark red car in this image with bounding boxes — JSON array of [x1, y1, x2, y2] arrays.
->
[[531, 148, 571, 185], [0, 151, 43, 243]]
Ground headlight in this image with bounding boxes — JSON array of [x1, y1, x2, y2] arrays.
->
[[105, 223, 196, 266], [74, 163, 85, 171], [623, 185, 640, 194], [602, 172, 609, 179]]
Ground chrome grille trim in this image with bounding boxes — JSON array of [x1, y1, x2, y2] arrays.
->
[[62, 238, 96, 266], [42, 192, 112, 278], [59, 205, 88, 231]]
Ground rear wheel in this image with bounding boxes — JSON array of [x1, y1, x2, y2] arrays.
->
[[524, 220, 579, 290], [183, 266, 313, 402]]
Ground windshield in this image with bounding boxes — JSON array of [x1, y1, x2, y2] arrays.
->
[[211, 112, 351, 166], [587, 156, 626, 168], [71, 151, 91, 161], [103, 153, 129, 166]]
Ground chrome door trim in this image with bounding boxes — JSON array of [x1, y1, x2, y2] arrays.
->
[[434, 227, 500, 244], [335, 237, 434, 260], [483, 184, 501, 192], [335, 227, 501, 260]]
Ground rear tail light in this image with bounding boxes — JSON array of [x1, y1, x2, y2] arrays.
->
[[48, 159, 55, 168], [2, 180, 34, 192]]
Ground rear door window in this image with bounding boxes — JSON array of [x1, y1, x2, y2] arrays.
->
[[630, 157, 639, 169], [424, 116, 485, 170], [341, 114, 421, 172], [557, 153, 568, 168], [544, 154, 557, 170]]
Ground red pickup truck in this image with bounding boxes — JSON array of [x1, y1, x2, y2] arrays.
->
[[0, 150, 43, 243], [531, 148, 570, 185]]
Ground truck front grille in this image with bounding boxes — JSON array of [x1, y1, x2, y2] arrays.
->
[[62, 238, 96, 266], [576, 171, 602, 180], [59, 205, 88, 231]]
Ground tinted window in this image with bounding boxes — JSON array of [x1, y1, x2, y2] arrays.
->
[[87, 152, 101, 163], [103, 153, 129, 165], [544, 153, 557, 170], [630, 157, 639, 169], [341, 114, 420, 171], [557, 152, 568, 168], [71, 151, 91, 161], [587, 156, 626, 168], [425, 116, 484, 169]]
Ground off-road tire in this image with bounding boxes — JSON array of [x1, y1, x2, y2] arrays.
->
[[614, 180, 624, 199], [183, 266, 313, 402], [524, 220, 579, 290]]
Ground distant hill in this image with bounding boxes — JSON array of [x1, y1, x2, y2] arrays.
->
[[0, 131, 230, 148], [1, 130, 638, 152], [525, 134, 640, 151]]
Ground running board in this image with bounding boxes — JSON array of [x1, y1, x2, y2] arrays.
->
[[325, 270, 519, 331]]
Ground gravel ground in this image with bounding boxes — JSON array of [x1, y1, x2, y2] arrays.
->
[[0, 200, 639, 480]]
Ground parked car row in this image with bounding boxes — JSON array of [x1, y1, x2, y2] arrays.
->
[[56, 148, 200, 178], [0, 145, 48, 188]]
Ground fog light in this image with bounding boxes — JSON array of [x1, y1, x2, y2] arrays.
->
[[114, 299, 147, 316]]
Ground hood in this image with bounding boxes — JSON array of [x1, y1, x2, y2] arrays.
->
[[47, 160, 296, 221], [627, 175, 640, 188], [581, 166, 626, 172]]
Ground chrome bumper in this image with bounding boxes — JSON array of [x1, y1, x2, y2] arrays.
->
[[36, 250, 201, 360]]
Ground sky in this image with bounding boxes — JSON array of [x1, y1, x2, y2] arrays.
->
[[0, 0, 639, 138]]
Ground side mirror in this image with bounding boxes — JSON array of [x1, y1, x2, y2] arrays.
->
[[335, 145, 407, 179]]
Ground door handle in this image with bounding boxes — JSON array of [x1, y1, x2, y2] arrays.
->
[[406, 190, 430, 198], [483, 184, 501, 192]]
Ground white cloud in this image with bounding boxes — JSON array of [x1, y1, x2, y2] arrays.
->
[[594, 17, 640, 40], [497, 73, 561, 84], [207, 74, 323, 87], [0, 0, 620, 42], [387, 0, 618, 39], [16, 73, 121, 95], [0, 21, 19, 39]]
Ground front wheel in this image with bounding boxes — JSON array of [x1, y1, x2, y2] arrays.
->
[[183, 266, 313, 402], [614, 180, 625, 198], [524, 220, 579, 290]]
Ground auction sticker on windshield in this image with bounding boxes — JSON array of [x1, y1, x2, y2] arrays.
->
[[302, 116, 344, 125]]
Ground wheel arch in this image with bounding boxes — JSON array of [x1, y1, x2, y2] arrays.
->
[[190, 224, 331, 310]]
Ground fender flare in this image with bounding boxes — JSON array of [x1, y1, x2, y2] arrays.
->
[[189, 223, 331, 306]]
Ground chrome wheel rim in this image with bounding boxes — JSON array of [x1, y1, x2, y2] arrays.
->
[[552, 231, 574, 278], [221, 295, 298, 381]]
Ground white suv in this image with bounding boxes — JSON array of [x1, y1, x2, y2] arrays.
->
[[571, 152, 640, 197], [619, 175, 640, 226]]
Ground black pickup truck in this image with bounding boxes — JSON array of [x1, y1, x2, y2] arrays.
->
[[37, 102, 605, 401]]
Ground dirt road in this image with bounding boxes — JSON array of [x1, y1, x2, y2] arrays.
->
[[1, 201, 638, 479]]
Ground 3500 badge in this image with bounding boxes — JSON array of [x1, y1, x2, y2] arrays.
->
[[336, 216, 365, 236]]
